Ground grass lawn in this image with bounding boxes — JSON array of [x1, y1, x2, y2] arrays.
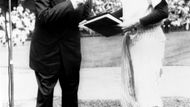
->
[[1, 31, 190, 106], [164, 31, 190, 66], [81, 36, 122, 68], [81, 31, 190, 68], [1, 31, 190, 69], [52, 97, 190, 107]]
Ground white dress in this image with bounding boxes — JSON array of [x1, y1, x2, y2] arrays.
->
[[120, 0, 166, 107]]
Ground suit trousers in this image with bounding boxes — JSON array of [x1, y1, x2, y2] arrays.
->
[[34, 62, 80, 107]]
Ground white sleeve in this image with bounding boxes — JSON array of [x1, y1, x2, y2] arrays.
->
[[70, 0, 78, 9], [151, 0, 162, 7], [70, 0, 87, 9]]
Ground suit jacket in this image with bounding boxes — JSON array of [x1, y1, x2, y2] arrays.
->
[[30, 0, 89, 73]]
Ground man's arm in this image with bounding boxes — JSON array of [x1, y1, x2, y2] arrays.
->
[[35, 0, 91, 27], [139, 0, 169, 26], [35, 0, 75, 26]]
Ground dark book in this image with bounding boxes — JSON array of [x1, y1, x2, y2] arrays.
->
[[80, 13, 123, 37]]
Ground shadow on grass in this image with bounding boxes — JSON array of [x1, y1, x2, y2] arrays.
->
[[53, 96, 121, 107], [3, 96, 190, 107], [53, 96, 190, 107]]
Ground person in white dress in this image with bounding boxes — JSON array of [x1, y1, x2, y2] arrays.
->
[[119, 0, 169, 107]]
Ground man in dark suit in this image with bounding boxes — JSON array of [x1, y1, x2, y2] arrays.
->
[[29, 0, 91, 107]]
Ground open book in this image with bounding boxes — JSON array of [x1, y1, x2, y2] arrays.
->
[[80, 13, 123, 37]]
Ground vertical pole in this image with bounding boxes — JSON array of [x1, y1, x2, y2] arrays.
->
[[7, 0, 14, 107]]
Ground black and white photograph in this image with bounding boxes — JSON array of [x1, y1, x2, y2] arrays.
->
[[1, 0, 190, 107]]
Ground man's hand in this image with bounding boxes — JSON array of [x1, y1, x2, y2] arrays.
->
[[70, 0, 89, 9], [119, 19, 139, 30], [118, 19, 140, 34], [82, 0, 93, 19], [72, 0, 92, 23]]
